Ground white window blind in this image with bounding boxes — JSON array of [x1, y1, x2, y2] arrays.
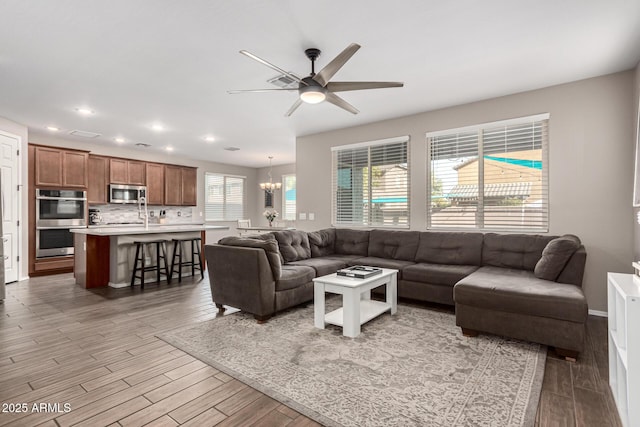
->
[[204, 173, 246, 221], [332, 136, 410, 228], [282, 174, 296, 221], [427, 115, 549, 231]]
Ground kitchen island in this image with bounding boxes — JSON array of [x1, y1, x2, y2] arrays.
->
[[71, 224, 229, 288]]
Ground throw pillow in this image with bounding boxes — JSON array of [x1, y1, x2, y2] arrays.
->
[[534, 234, 581, 281]]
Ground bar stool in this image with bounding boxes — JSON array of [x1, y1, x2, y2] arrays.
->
[[131, 240, 171, 289], [169, 237, 204, 282]]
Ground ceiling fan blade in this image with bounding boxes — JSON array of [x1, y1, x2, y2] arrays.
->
[[312, 43, 361, 87], [285, 99, 303, 117], [239, 50, 307, 86], [227, 88, 297, 94], [326, 81, 404, 93], [325, 92, 359, 114]]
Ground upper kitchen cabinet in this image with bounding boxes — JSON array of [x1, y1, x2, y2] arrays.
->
[[87, 155, 109, 204], [109, 158, 146, 185], [145, 163, 165, 205], [34, 145, 88, 188], [164, 165, 197, 206]]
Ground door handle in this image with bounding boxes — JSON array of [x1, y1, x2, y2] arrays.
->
[[2, 237, 7, 243], [3, 256, 8, 260]]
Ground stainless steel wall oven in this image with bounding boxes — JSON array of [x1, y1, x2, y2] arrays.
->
[[36, 189, 87, 258]]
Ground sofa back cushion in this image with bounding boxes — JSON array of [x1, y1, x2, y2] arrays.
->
[[416, 232, 483, 265], [272, 230, 311, 262], [368, 230, 420, 261], [534, 234, 582, 281], [335, 229, 370, 256], [308, 228, 336, 257], [217, 235, 281, 280], [482, 233, 555, 271]]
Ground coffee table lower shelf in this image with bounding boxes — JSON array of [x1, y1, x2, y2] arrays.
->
[[324, 300, 391, 327]]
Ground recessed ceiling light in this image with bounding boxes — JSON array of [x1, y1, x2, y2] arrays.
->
[[151, 123, 164, 132], [115, 137, 125, 143], [46, 126, 59, 131], [75, 107, 94, 115], [166, 146, 174, 152], [204, 136, 215, 142]]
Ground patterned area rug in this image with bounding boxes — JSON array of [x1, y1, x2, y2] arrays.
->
[[158, 302, 545, 427]]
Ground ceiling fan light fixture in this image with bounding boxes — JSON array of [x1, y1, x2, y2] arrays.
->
[[299, 85, 326, 104]]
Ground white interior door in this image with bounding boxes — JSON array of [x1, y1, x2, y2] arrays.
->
[[0, 132, 20, 283]]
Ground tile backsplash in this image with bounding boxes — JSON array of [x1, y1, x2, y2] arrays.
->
[[90, 204, 194, 224]]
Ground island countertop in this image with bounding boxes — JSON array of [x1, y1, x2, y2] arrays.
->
[[70, 224, 229, 236]]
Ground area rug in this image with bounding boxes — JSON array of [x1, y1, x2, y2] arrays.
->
[[158, 302, 546, 427]]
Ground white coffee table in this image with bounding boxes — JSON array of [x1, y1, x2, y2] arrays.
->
[[313, 267, 398, 338]]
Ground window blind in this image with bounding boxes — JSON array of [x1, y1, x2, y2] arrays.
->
[[332, 136, 410, 227], [282, 174, 296, 220], [427, 115, 548, 231], [204, 173, 246, 221]]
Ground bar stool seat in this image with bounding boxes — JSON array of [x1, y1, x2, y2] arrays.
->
[[131, 240, 171, 289], [170, 237, 204, 282]]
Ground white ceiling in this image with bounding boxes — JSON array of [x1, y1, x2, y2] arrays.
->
[[1, 1, 639, 168]]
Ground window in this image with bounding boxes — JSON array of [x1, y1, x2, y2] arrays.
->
[[427, 114, 549, 231], [332, 136, 410, 228], [282, 174, 296, 220], [204, 173, 246, 221]]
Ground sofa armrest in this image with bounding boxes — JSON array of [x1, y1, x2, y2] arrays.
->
[[205, 244, 276, 317], [557, 245, 587, 287]]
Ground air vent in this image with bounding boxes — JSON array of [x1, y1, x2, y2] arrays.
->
[[267, 73, 299, 89], [135, 142, 152, 148], [224, 147, 240, 151], [68, 130, 101, 138]]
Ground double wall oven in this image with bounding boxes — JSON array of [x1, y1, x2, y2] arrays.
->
[[36, 189, 87, 258]]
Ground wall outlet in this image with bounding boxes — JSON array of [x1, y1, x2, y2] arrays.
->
[[178, 211, 182, 217], [149, 210, 155, 217], [145, 256, 152, 265], [308, 213, 315, 221], [299, 213, 307, 220], [199, 211, 203, 217]]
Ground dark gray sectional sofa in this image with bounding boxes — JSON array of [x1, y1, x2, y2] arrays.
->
[[205, 228, 588, 359]]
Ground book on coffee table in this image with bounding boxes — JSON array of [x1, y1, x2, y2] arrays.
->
[[336, 266, 382, 279]]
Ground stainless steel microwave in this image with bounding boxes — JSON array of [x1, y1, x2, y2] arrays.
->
[[108, 184, 146, 204]]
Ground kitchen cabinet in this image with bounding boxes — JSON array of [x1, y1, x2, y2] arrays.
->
[[164, 166, 197, 206], [34, 145, 88, 188], [109, 158, 146, 185], [87, 155, 109, 204], [145, 163, 165, 205]]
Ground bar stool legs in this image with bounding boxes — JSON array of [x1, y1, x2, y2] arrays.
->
[[170, 237, 204, 283], [131, 240, 171, 289]]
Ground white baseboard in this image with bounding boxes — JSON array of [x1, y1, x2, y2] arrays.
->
[[589, 309, 607, 317]]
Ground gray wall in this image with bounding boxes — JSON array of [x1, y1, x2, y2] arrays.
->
[[28, 133, 259, 244], [0, 116, 29, 281], [296, 70, 636, 313], [633, 61, 640, 261], [254, 163, 296, 227]]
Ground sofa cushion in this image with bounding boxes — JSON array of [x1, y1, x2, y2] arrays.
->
[[348, 256, 414, 279], [217, 235, 281, 280], [403, 263, 479, 286], [308, 228, 336, 257], [534, 235, 581, 281], [454, 266, 587, 323], [335, 229, 370, 256], [368, 230, 420, 261], [288, 257, 347, 277], [416, 232, 483, 265], [482, 233, 555, 271], [276, 265, 316, 291], [272, 230, 311, 262]]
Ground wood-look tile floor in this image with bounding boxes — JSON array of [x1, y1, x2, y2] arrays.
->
[[0, 273, 622, 426]]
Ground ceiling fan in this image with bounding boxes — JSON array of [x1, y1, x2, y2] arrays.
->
[[228, 43, 404, 116]]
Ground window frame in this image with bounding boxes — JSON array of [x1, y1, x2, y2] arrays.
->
[[426, 113, 549, 232], [204, 172, 246, 221], [331, 135, 410, 229], [282, 173, 296, 221]]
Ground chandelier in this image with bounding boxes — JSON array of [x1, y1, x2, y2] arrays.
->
[[259, 156, 282, 193]]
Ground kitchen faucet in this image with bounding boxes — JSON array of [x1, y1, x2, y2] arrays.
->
[[138, 196, 149, 230]]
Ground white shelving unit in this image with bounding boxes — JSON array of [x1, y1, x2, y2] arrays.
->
[[607, 272, 640, 427]]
